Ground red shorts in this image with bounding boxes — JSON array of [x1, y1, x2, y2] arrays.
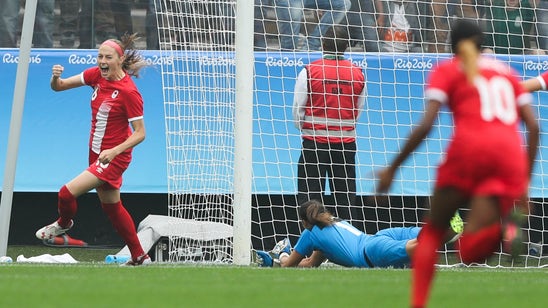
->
[[86, 150, 131, 190], [436, 143, 527, 216]]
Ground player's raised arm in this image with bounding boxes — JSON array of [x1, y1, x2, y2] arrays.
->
[[521, 69, 548, 92], [522, 77, 543, 92], [50, 64, 84, 91]]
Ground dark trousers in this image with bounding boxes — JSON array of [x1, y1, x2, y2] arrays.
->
[[297, 139, 357, 225]]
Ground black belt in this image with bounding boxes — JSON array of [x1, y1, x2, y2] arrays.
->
[[364, 252, 374, 268]]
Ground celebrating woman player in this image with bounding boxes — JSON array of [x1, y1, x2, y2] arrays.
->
[[35, 34, 151, 266]]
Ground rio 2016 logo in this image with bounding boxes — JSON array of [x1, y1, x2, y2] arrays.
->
[[265, 56, 304, 67], [198, 56, 235, 66], [524, 60, 548, 71], [68, 53, 174, 66], [143, 55, 174, 65], [3, 53, 42, 64], [348, 58, 367, 68], [68, 54, 96, 65], [394, 58, 433, 70]]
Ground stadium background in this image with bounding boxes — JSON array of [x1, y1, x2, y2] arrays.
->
[[0, 49, 546, 251]]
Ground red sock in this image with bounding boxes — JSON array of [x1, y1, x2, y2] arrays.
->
[[102, 201, 144, 259], [412, 223, 445, 308], [457, 223, 501, 264], [57, 185, 77, 228]]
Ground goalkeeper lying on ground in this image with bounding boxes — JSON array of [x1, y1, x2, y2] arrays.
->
[[256, 199, 463, 268]]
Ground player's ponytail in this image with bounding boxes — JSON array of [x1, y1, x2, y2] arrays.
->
[[450, 19, 483, 83], [105, 33, 148, 78], [298, 200, 334, 229], [458, 40, 480, 83]]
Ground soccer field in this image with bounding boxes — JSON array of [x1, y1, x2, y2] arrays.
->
[[1, 247, 546, 308]]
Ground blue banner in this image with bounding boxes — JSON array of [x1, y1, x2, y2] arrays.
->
[[1, 49, 547, 196]]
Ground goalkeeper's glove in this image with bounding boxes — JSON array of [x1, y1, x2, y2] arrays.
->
[[255, 250, 290, 267], [447, 211, 464, 243], [255, 238, 292, 267], [255, 250, 274, 267]]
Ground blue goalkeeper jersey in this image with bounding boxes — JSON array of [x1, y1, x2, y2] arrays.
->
[[293, 221, 420, 268]]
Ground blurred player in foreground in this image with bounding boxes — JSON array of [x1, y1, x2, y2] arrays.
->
[[35, 34, 151, 266], [255, 199, 463, 268], [376, 19, 539, 307]]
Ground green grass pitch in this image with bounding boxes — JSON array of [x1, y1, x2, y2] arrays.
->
[[1, 247, 546, 307]]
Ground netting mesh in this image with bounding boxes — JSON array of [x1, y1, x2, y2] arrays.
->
[[155, 0, 548, 267]]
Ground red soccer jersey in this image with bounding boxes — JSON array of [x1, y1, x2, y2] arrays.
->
[[82, 67, 144, 159], [425, 56, 533, 206]]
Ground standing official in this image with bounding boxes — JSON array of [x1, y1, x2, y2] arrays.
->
[[293, 26, 366, 228]]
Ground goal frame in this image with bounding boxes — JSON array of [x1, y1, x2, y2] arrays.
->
[[154, 0, 547, 267], [0, 0, 37, 257]]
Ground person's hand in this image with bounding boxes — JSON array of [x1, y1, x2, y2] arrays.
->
[[298, 257, 315, 268], [51, 64, 64, 78], [376, 167, 396, 194], [254, 250, 274, 267], [98, 148, 118, 164]]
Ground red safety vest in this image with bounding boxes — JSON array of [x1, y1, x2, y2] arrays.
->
[[302, 57, 365, 143]]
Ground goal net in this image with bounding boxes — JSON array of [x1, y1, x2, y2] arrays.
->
[[154, 0, 547, 267]]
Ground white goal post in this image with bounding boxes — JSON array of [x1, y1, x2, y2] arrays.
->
[[0, 0, 37, 257], [154, 0, 547, 267]]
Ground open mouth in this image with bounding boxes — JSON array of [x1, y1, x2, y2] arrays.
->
[[100, 66, 109, 74]]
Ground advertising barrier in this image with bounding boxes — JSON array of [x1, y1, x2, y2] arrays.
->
[[1, 49, 547, 196]]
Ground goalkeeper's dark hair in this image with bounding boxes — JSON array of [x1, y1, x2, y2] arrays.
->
[[322, 26, 349, 55], [106, 33, 148, 78], [450, 19, 483, 54], [298, 200, 336, 229]]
